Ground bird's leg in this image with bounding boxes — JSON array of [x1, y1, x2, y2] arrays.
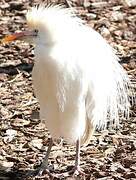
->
[[69, 139, 85, 176], [27, 138, 54, 177], [36, 138, 53, 174], [75, 138, 80, 171]]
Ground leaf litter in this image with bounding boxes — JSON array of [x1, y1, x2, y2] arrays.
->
[[0, 0, 136, 179]]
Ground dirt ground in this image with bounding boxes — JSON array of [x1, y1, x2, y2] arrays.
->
[[0, 0, 136, 179]]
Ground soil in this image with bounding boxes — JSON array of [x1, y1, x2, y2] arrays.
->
[[0, 0, 136, 180]]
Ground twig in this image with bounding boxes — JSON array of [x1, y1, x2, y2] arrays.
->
[[65, 0, 72, 7]]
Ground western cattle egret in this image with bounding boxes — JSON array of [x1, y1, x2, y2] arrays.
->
[[2, 3, 133, 177]]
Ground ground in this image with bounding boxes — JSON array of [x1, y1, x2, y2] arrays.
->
[[0, 0, 136, 180]]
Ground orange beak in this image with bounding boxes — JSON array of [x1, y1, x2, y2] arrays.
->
[[1, 30, 37, 44]]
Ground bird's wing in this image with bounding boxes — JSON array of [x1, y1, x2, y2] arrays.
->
[[85, 54, 131, 131]]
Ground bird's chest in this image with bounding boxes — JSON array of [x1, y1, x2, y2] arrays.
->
[[32, 58, 58, 104], [32, 56, 87, 142]]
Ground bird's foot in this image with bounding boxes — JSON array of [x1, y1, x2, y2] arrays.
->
[[52, 166, 85, 179], [25, 166, 56, 178], [69, 165, 85, 176]]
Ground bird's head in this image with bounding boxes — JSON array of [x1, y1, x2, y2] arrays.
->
[[1, 4, 82, 47], [1, 4, 63, 46]]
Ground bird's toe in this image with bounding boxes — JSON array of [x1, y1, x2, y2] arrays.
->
[[69, 165, 85, 176], [25, 166, 55, 179]]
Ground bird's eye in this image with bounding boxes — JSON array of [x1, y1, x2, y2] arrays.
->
[[34, 29, 38, 36], [34, 29, 38, 33]]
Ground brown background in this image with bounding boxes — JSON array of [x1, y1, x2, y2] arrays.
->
[[0, 0, 136, 179]]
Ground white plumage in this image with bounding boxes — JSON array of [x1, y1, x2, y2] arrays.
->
[[2, 3, 132, 176], [26, 4, 131, 144]]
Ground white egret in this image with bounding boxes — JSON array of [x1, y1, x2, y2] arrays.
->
[[2, 3, 132, 177]]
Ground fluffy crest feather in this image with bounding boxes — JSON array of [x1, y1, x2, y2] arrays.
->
[[26, 4, 83, 30]]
